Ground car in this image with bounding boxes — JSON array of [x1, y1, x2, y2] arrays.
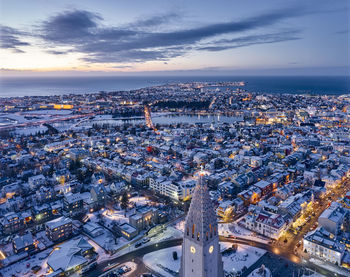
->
[[31, 265, 41, 273], [135, 242, 142, 248], [142, 237, 150, 243]]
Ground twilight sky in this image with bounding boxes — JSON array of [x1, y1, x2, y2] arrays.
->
[[0, 0, 349, 76]]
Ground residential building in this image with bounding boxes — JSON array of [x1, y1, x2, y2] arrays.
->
[[318, 202, 347, 235], [303, 227, 345, 265], [243, 207, 288, 240], [46, 217, 73, 242], [47, 237, 94, 275], [63, 193, 84, 217], [1, 212, 25, 234], [12, 232, 36, 254]]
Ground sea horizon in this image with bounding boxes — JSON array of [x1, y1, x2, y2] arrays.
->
[[0, 75, 349, 98]]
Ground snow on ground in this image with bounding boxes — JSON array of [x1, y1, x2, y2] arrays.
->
[[143, 246, 181, 277], [221, 242, 266, 274], [98, 261, 137, 277], [149, 226, 183, 242], [23, 110, 72, 115], [117, 226, 182, 256], [0, 247, 52, 277], [174, 219, 185, 233], [123, 261, 137, 276], [219, 221, 271, 243], [88, 238, 111, 263], [129, 196, 150, 207], [15, 126, 48, 135], [88, 227, 130, 252], [248, 265, 272, 277], [143, 242, 265, 277], [102, 209, 131, 226]]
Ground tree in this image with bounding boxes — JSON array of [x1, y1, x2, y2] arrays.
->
[[120, 191, 129, 211]]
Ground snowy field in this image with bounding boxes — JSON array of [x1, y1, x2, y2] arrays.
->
[[221, 242, 266, 274], [143, 245, 181, 277], [117, 226, 182, 256], [15, 126, 48, 135], [219, 221, 271, 243], [101, 209, 130, 226], [23, 110, 72, 115], [129, 196, 151, 207], [143, 242, 266, 277], [88, 227, 129, 252]]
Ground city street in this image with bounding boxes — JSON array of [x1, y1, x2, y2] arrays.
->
[[277, 177, 350, 260], [85, 232, 349, 277]]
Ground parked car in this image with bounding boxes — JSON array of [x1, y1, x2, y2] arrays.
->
[[31, 265, 41, 273], [142, 237, 150, 243], [135, 242, 142, 248]]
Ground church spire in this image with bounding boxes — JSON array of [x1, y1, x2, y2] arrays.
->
[[180, 167, 224, 277], [184, 170, 218, 244]]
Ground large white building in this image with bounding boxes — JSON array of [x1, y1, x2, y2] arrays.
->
[[149, 178, 196, 201], [303, 227, 345, 265], [180, 173, 224, 277]]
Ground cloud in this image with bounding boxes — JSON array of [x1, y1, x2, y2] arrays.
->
[[196, 30, 301, 51], [1, 5, 307, 63], [36, 7, 305, 64], [112, 65, 133, 69], [127, 12, 181, 29], [335, 29, 349, 34], [0, 25, 30, 53], [40, 10, 102, 43]]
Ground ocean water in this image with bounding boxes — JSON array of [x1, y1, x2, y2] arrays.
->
[[0, 75, 349, 97]]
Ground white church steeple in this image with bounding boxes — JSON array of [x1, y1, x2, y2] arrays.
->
[[180, 169, 224, 277]]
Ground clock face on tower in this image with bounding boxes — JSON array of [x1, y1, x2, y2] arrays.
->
[[209, 245, 214, 254], [190, 246, 196, 254]]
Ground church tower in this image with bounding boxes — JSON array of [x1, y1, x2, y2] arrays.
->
[[180, 171, 224, 277]]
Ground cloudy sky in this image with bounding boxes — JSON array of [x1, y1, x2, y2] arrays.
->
[[0, 0, 349, 76]]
